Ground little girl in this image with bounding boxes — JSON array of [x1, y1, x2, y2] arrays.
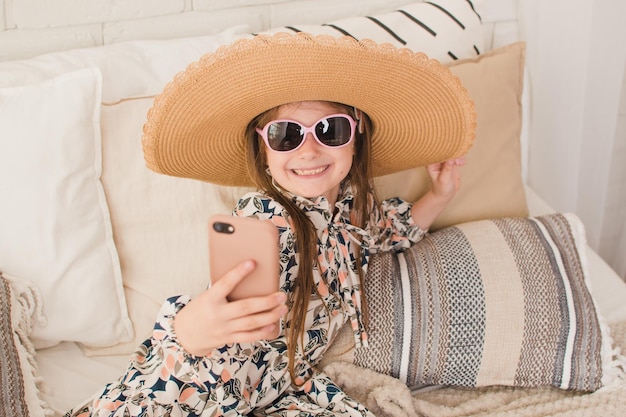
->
[[69, 33, 474, 416]]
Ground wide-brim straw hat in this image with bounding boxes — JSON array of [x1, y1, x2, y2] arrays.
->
[[142, 32, 476, 187]]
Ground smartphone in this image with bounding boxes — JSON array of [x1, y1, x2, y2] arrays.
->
[[208, 214, 280, 301]]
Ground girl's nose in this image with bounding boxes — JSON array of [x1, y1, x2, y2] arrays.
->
[[296, 132, 321, 157]]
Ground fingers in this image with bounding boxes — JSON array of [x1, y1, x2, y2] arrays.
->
[[203, 292, 286, 347], [426, 161, 453, 182], [209, 260, 287, 322], [227, 301, 288, 343], [174, 260, 287, 355], [221, 292, 287, 330], [428, 157, 465, 179], [425, 157, 464, 199], [453, 156, 466, 166], [427, 157, 465, 170], [174, 290, 286, 356], [208, 259, 256, 301]]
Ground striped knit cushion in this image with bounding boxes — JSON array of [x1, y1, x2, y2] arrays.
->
[[260, 0, 483, 64], [322, 213, 611, 392], [0, 274, 50, 416]]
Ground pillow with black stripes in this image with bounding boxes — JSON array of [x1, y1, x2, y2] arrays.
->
[[320, 213, 621, 392], [259, 0, 483, 64]]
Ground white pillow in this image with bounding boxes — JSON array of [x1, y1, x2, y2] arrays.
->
[[82, 97, 244, 356], [0, 68, 133, 348]]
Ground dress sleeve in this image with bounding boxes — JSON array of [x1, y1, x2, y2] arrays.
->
[[257, 368, 375, 416], [370, 196, 426, 253], [68, 296, 224, 416]]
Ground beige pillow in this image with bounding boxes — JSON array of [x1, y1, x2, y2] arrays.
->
[[83, 98, 254, 355], [373, 42, 528, 230]]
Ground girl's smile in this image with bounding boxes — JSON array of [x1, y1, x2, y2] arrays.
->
[[264, 101, 355, 207], [291, 166, 329, 176]]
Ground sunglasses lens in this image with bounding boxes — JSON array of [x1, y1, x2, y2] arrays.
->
[[316, 116, 353, 147], [266, 122, 304, 151], [262, 115, 354, 152]]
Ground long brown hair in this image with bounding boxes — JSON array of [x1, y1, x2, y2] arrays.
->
[[245, 101, 374, 382]]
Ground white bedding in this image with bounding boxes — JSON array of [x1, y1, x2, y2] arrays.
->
[[35, 186, 626, 416]]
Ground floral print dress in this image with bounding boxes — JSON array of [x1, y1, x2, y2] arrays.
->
[[67, 182, 425, 417]]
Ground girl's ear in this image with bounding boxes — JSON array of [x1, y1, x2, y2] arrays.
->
[[353, 107, 364, 134]]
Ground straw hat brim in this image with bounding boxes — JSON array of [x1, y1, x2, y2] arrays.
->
[[142, 33, 476, 187]]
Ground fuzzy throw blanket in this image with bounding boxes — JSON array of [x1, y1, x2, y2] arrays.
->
[[322, 321, 626, 417]]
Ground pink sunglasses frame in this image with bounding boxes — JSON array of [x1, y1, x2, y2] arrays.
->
[[256, 113, 357, 153]]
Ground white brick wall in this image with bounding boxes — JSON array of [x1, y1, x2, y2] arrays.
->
[[101, 8, 271, 45], [0, 0, 524, 62], [11, 0, 185, 28], [599, 66, 626, 280], [0, 1, 5, 31], [478, 0, 520, 49], [0, 0, 423, 61], [269, 0, 415, 27]]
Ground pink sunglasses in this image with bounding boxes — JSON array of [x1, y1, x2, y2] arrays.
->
[[256, 113, 356, 152]]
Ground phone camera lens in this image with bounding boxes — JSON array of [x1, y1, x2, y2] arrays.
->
[[213, 222, 235, 234]]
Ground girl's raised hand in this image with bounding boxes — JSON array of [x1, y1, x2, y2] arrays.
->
[[173, 260, 288, 357], [425, 157, 465, 201], [410, 157, 466, 231]]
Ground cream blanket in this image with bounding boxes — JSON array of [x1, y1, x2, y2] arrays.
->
[[322, 322, 626, 417]]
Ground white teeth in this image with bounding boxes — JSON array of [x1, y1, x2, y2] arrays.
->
[[293, 166, 327, 176]]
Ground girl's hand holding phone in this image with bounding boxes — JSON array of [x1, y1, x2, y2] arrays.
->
[[173, 260, 287, 357]]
